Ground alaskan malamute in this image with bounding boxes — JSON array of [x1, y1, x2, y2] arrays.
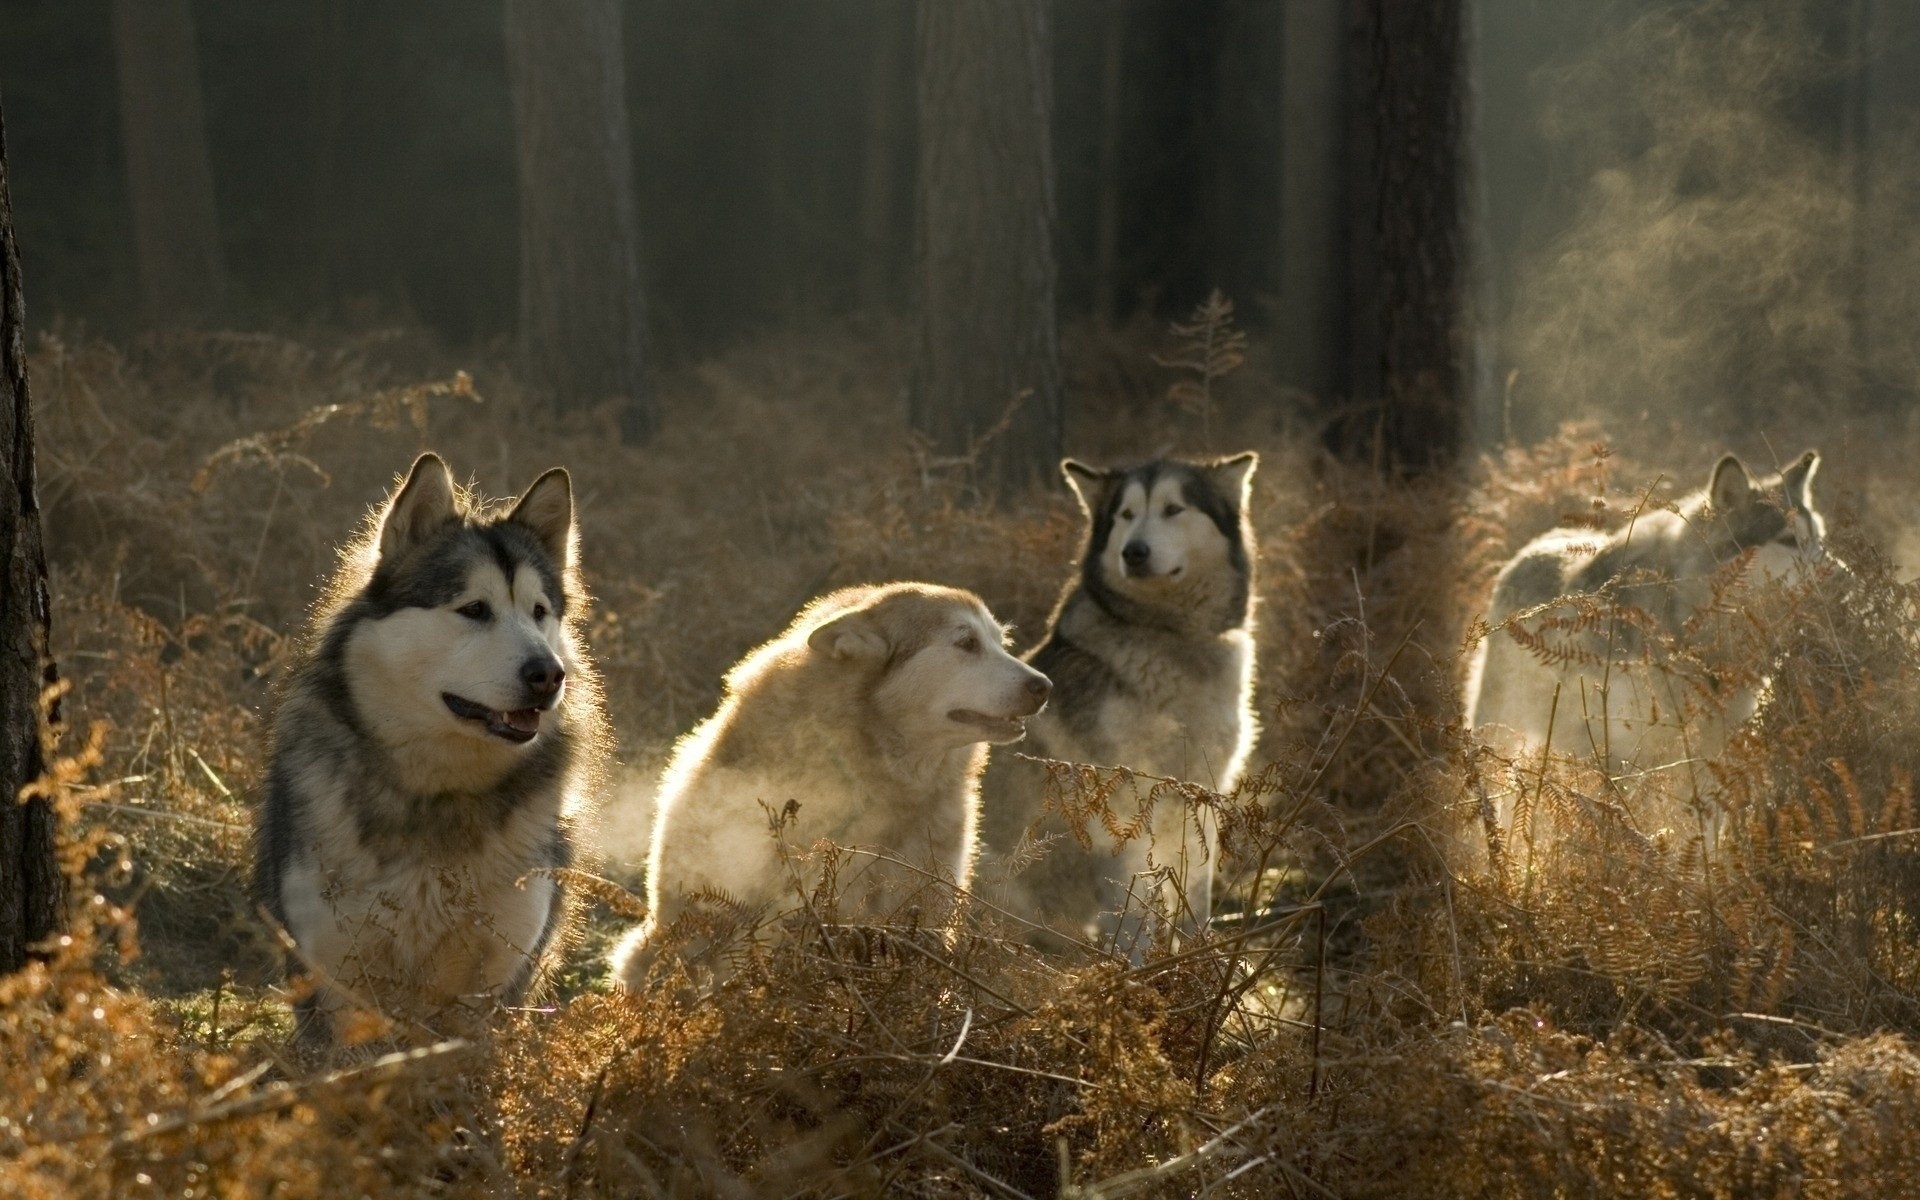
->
[[1465, 450, 1827, 791], [610, 582, 1050, 989], [254, 453, 608, 1041], [979, 453, 1260, 950]]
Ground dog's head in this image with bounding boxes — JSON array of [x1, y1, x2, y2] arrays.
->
[[804, 584, 1051, 748], [339, 453, 581, 764], [1705, 449, 1828, 581], [1063, 452, 1257, 619]]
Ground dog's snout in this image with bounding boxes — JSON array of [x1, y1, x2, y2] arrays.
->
[[1121, 541, 1150, 567], [1026, 674, 1051, 701], [521, 656, 566, 700]]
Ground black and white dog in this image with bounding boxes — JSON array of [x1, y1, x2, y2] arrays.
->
[[980, 453, 1259, 949], [254, 453, 608, 1041]]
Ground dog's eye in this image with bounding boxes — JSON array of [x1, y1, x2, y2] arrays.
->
[[456, 600, 491, 622], [1119, 509, 1135, 521], [956, 633, 980, 653], [1164, 503, 1185, 517], [532, 603, 549, 622]]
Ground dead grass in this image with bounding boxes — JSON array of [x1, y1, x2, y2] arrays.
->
[[10, 316, 1920, 1196]]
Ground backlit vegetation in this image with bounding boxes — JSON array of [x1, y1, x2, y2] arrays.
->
[[8, 320, 1920, 1197]]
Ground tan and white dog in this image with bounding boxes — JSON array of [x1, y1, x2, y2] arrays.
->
[[610, 582, 1050, 989], [254, 453, 609, 1043]]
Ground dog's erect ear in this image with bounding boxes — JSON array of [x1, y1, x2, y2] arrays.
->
[[378, 453, 459, 560], [1708, 454, 1753, 512], [1060, 459, 1111, 514], [807, 607, 891, 662], [508, 467, 575, 569], [1782, 449, 1820, 506], [1206, 451, 1259, 510]]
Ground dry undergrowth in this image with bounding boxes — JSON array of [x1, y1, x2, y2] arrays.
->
[[9, 321, 1920, 1197]]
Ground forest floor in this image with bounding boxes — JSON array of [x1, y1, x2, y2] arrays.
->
[[9, 316, 1920, 1197]]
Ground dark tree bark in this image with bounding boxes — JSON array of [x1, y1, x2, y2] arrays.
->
[[505, 0, 655, 442], [0, 99, 63, 976], [1089, 2, 1126, 325], [111, 0, 227, 326], [1277, 0, 1346, 405], [858, 3, 910, 312], [912, 0, 1063, 499], [1338, 0, 1467, 472]]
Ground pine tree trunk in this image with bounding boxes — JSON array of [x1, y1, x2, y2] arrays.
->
[[857, 4, 909, 313], [505, 0, 656, 443], [1090, 2, 1126, 325], [1276, 0, 1345, 405], [111, 0, 227, 325], [0, 100, 63, 976], [1342, 0, 1466, 472], [912, 0, 1063, 499]]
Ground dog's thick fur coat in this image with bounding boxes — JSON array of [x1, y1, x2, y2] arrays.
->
[[254, 453, 608, 1040], [979, 453, 1259, 948], [611, 582, 1049, 989]]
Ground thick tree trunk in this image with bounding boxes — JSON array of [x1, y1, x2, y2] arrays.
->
[[1340, 0, 1466, 472], [0, 100, 63, 976], [111, 0, 227, 325], [1090, 2, 1126, 325], [1276, 0, 1346, 405], [857, 3, 909, 312], [912, 0, 1063, 499], [505, 0, 655, 442]]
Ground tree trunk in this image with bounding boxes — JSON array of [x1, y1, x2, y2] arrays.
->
[[912, 0, 1063, 499], [505, 0, 655, 443], [1340, 0, 1466, 472], [1276, 0, 1346, 405], [0, 99, 63, 976], [1090, 1, 1126, 325], [111, 0, 227, 325], [857, 3, 909, 313]]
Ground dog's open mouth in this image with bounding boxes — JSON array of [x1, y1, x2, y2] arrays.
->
[[443, 693, 543, 744], [948, 709, 1028, 741]]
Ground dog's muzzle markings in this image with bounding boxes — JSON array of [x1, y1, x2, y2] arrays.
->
[[443, 654, 566, 743]]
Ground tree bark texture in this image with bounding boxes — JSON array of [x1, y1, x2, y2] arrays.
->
[[1277, 0, 1346, 405], [505, 0, 656, 442], [1341, 0, 1466, 472], [858, 3, 910, 312], [912, 0, 1063, 498], [0, 100, 63, 976], [111, 0, 228, 325]]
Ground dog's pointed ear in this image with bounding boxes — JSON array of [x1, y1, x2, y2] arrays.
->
[[378, 453, 459, 560], [1708, 454, 1753, 512], [1782, 449, 1820, 506], [1206, 451, 1259, 509], [508, 467, 575, 569], [1060, 459, 1111, 514], [807, 608, 890, 662]]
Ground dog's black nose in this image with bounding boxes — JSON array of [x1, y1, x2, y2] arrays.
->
[[521, 657, 566, 699], [1122, 541, 1150, 567], [1026, 675, 1052, 702]]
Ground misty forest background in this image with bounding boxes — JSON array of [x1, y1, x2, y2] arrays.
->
[[12, 0, 1920, 454], [19, 0, 1920, 1196]]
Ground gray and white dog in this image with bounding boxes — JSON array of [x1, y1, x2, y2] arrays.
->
[[979, 453, 1259, 949], [1465, 450, 1827, 797], [254, 453, 608, 1041]]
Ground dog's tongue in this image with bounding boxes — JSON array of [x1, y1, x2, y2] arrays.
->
[[500, 708, 541, 734]]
